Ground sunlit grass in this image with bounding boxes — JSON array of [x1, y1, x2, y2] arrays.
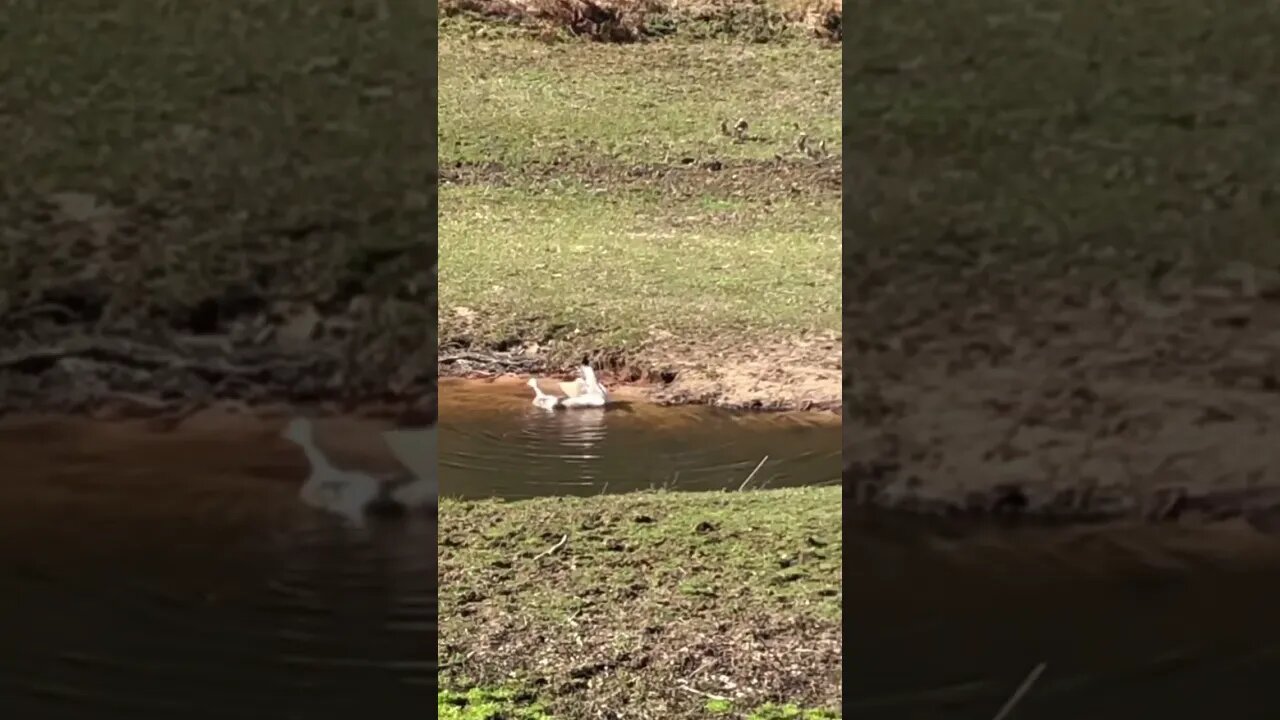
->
[[439, 185, 839, 353], [439, 35, 840, 167]]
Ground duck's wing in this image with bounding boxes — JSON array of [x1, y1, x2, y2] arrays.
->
[[559, 379, 585, 397], [579, 365, 602, 394]]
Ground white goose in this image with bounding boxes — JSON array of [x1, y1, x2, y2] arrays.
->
[[527, 364, 608, 410], [282, 418, 426, 526]]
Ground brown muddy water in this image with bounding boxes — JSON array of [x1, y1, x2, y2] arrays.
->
[[0, 413, 432, 718], [438, 378, 842, 498]]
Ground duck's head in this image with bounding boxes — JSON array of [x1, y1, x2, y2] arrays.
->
[[282, 417, 313, 445]]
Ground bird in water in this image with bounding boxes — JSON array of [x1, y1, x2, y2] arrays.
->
[[527, 363, 608, 410], [281, 417, 428, 527], [527, 377, 563, 410]]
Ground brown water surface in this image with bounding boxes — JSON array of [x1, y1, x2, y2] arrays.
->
[[439, 377, 842, 498], [0, 414, 433, 718]]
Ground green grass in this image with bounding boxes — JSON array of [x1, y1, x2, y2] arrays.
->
[[439, 27, 839, 359], [1, 0, 434, 315], [439, 486, 842, 624], [439, 488, 841, 718], [744, 703, 839, 720], [437, 687, 840, 720], [848, 0, 1280, 273], [440, 35, 840, 167], [439, 687, 554, 720], [439, 185, 839, 352]]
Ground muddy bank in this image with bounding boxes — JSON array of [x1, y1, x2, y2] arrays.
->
[[0, 292, 435, 421], [440, 337, 841, 412], [846, 256, 1280, 526]]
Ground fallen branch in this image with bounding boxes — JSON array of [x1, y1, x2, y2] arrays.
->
[[531, 534, 568, 560], [992, 662, 1046, 720], [737, 455, 769, 491]]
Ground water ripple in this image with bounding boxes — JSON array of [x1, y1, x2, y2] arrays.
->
[[440, 386, 841, 498]]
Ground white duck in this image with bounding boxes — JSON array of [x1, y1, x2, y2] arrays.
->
[[282, 417, 419, 526], [561, 363, 607, 408], [527, 378, 563, 409], [527, 364, 608, 410]]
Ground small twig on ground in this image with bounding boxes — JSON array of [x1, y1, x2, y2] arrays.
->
[[531, 534, 568, 561], [992, 662, 1047, 720], [737, 455, 769, 491], [675, 684, 731, 702]]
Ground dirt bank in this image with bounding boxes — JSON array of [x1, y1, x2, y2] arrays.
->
[[440, 333, 841, 413], [846, 254, 1280, 525], [0, 285, 435, 421], [438, 487, 841, 719]]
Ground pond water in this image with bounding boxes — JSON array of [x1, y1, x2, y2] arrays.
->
[[10, 391, 1280, 718], [0, 414, 433, 718], [844, 516, 1280, 719], [438, 378, 842, 498]]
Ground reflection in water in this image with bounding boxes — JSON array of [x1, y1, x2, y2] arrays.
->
[[439, 379, 841, 498], [0, 415, 433, 718]]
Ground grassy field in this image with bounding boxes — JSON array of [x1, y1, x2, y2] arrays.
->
[[438, 487, 842, 719], [848, 0, 1280, 274], [442, 187, 837, 350], [0, 1, 435, 412], [438, 13, 841, 406]]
